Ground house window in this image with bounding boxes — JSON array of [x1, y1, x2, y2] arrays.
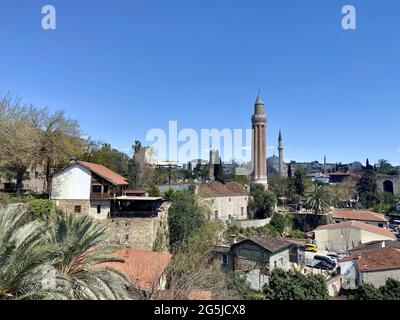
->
[[35, 172, 39, 178], [215, 210, 219, 220], [241, 207, 244, 215], [378, 223, 384, 228], [97, 205, 101, 214], [229, 198, 232, 202], [74, 206, 81, 213], [92, 185, 102, 193], [103, 185, 109, 193], [222, 254, 228, 265]]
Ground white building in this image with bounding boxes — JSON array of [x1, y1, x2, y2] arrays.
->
[[197, 181, 249, 223], [51, 160, 129, 220], [339, 245, 400, 289], [314, 220, 396, 253]]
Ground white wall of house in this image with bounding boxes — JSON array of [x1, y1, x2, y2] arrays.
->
[[315, 227, 394, 253], [360, 269, 400, 288], [201, 196, 248, 222], [51, 164, 91, 200], [89, 202, 110, 220]]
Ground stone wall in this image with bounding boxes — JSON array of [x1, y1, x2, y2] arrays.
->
[[103, 202, 170, 252], [54, 199, 90, 215], [201, 195, 249, 222], [232, 218, 271, 229], [376, 174, 400, 196]]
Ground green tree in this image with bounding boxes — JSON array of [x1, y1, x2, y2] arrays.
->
[[379, 278, 400, 300], [163, 188, 176, 202], [48, 213, 130, 300], [293, 167, 308, 197], [376, 159, 399, 176], [168, 190, 207, 251], [268, 174, 288, 199], [270, 213, 285, 235], [305, 183, 332, 214], [0, 207, 67, 299], [28, 199, 55, 220], [249, 184, 277, 219], [148, 185, 161, 197], [263, 269, 329, 300], [358, 161, 378, 209], [348, 283, 383, 300]]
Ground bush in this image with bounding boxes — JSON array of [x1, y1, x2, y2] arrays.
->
[[288, 229, 305, 239], [28, 199, 54, 220], [259, 224, 280, 238], [270, 213, 285, 235], [164, 188, 176, 202], [148, 185, 161, 197], [263, 269, 329, 300]]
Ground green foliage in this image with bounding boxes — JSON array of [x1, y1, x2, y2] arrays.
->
[[358, 166, 378, 209], [225, 273, 260, 300], [373, 192, 396, 213], [293, 167, 308, 197], [268, 174, 288, 198], [230, 175, 250, 187], [347, 283, 383, 300], [168, 190, 207, 251], [249, 184, 277, 219], [379, 278, 400, 300], [28, 199, 54, 220], [153, 231, 166, 252], [0, 206, 130, 300], [347, 278, 400, 300], [257, 224, 280, 238], [304, 183, 332, 214], [270, 213, 285, 235], [148, 185, 161, 197], [263, 269, 329, 300], [163, 188, 176, 202], [288, 229, 305, 239], [376, 159, 399, 176]]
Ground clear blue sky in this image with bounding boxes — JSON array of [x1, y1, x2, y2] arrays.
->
[[1, 1, 399, 165]]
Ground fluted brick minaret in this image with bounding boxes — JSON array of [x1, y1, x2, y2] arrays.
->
[[251, 91, 268, 188], [278, 129, 284, 176]]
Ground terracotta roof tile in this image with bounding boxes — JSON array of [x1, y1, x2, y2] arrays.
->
[[315, 221, 396, 239], [355, 247, 400, 272], [98, 248, 172, 291], [77, 161, 129, 186], [332, 209, 388, 223], [198, 181, 248, 197], [233, 236, 292, 253]]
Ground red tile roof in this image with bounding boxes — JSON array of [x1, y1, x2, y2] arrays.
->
[[77, 161, 129, 186], [98, 248, 172, 291], [315, 221, 396, 239], [355, 247, 400, 272], [332, 209, 388, 223], [198, 181, 248, 197]]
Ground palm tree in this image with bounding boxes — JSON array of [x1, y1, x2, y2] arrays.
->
[[305, 183, 332, 214], [0, 207, 67, 300], [48, 213, 130, 300]]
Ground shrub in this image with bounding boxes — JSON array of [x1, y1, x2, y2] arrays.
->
[[270, 213, 285, 235], [164, 188, 176, 202], [288, 229, 305, 239], [28, 199, 54, 220], [148, 185, 161, 197]]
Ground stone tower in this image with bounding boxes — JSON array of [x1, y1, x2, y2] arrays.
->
[[251, 91, 268, 188], [278, 129, 284, 176]]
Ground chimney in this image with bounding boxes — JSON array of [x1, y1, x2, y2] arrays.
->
[[357, 253, 362, 260], [230, 235, 237, 245]]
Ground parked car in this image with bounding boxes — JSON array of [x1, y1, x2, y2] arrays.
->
[[314, 255, 336, 267], [326, 253, 338, 264], [314, 261, 335, 271], [305, 244, 318, 253]]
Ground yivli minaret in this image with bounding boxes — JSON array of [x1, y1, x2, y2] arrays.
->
[[278, 129, 284, 176], [251, 91, 268, 188]]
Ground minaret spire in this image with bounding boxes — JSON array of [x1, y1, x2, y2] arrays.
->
[[251, 91, 268, 188], [278, 129, 284, 176]]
